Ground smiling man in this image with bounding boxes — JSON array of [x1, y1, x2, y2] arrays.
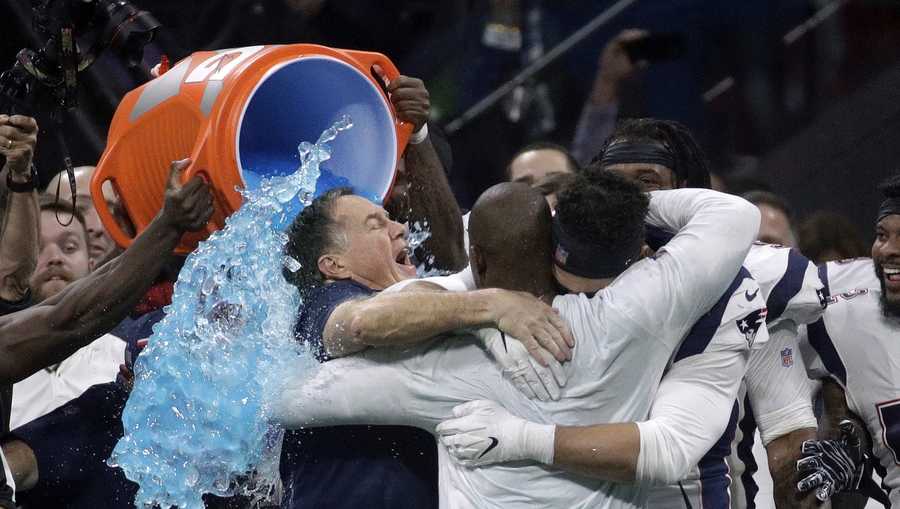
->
[[874, 180, 900, 311], [797, 174, 900, 505]]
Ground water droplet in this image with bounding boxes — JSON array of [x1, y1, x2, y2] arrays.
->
[[283, 255, 302, 273], [200, 275, 216, 296]]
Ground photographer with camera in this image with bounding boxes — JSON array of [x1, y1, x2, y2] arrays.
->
[[0, 158, 212, 505]]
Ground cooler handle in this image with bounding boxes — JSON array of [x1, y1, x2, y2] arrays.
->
[[90, 172, 135, 249], [345, 50, 415, 151]]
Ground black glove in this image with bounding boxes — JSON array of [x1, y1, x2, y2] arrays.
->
[[796, 420, 865, 501]]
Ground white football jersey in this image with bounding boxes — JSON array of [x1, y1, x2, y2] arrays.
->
[[277, 189, 761, 509], [650, 243, 824, 509], [801, 258, 900, 506]]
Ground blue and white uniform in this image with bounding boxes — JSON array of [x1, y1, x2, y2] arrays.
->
[[648, 243, 825, 509], [800, 258, 900, 506], [275, 189, 761, 509]]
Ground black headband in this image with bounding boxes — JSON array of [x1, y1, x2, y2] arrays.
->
[[551, 216, 642, 279], [599, 142, 677, 172], [878, 198, 900, 224]]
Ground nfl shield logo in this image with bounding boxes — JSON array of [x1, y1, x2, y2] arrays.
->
[[781, 347, 793, 367]]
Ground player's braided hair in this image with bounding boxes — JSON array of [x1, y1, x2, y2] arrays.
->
[[589, 118, 711, 189]]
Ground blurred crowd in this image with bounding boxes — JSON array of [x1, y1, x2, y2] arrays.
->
[[0, 2, 898, 509]]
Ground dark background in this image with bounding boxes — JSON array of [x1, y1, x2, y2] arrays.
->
[[2, 0, 900, 238]]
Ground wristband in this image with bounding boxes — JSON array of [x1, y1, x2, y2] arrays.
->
[[522, 422, 556, 465], [409, 124, 429, 145], [6, 164, 37, 193]]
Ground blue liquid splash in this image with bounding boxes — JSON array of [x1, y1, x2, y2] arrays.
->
[[110, 116, 353, 509]]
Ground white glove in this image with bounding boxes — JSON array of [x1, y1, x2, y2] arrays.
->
[[436, 400, 555, 467], [476, 328, 567, 402]]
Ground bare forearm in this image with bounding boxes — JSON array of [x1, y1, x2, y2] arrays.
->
[[344, 289, 495, 348], [55, 212, 180, 336], [768, 428, 818, 508], [0, 175, 38, 301], [819, 379, 850, 439], [402, 139, 466, 271], [552, 423, 640, 482], [0, 213, 181, 382]]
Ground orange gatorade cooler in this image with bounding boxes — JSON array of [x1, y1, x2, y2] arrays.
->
[[92, 44, 412, 253]]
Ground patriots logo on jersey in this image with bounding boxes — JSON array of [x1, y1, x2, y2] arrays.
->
[[736, 308, 767, 347], [781, 347, 793, 367]]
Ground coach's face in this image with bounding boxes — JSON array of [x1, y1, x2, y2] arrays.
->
[[328, 195, 416, 290], [873, 214, 900, 317]]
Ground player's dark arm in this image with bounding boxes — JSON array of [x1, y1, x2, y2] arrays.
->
[[767, 427, 819, 508], [384, 75, 465, 271], [818, 379, 868, 509], [0, 115, 39, 302], [402, 134, 466, 270], [0, 159, 213, 384]]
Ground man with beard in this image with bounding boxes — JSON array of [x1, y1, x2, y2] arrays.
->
[[0, 159, 213, 506], [46, 166, 133, 267], [10, 196, 124, 427], [796, 175, 900, 506]]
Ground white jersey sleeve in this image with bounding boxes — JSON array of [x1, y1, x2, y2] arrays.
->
[[744, 327, 817, 445], [274, 339, 493, 432], [744, 243, 826, 329], [636, 349, 749, 485], [635, 275, 767, 484], [601, 189, 760, 350]]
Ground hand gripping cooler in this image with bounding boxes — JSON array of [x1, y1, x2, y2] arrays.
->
[[92, 44, 412, 253]]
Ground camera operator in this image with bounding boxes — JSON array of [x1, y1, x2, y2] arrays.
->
[[0, 115, 39, 313], [0, 158, 212, 505]]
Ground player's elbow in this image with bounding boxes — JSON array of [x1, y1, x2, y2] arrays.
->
[[653, 449, 695, 485], [347, 302, 387, 345], [636, 420, 704, 485]]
